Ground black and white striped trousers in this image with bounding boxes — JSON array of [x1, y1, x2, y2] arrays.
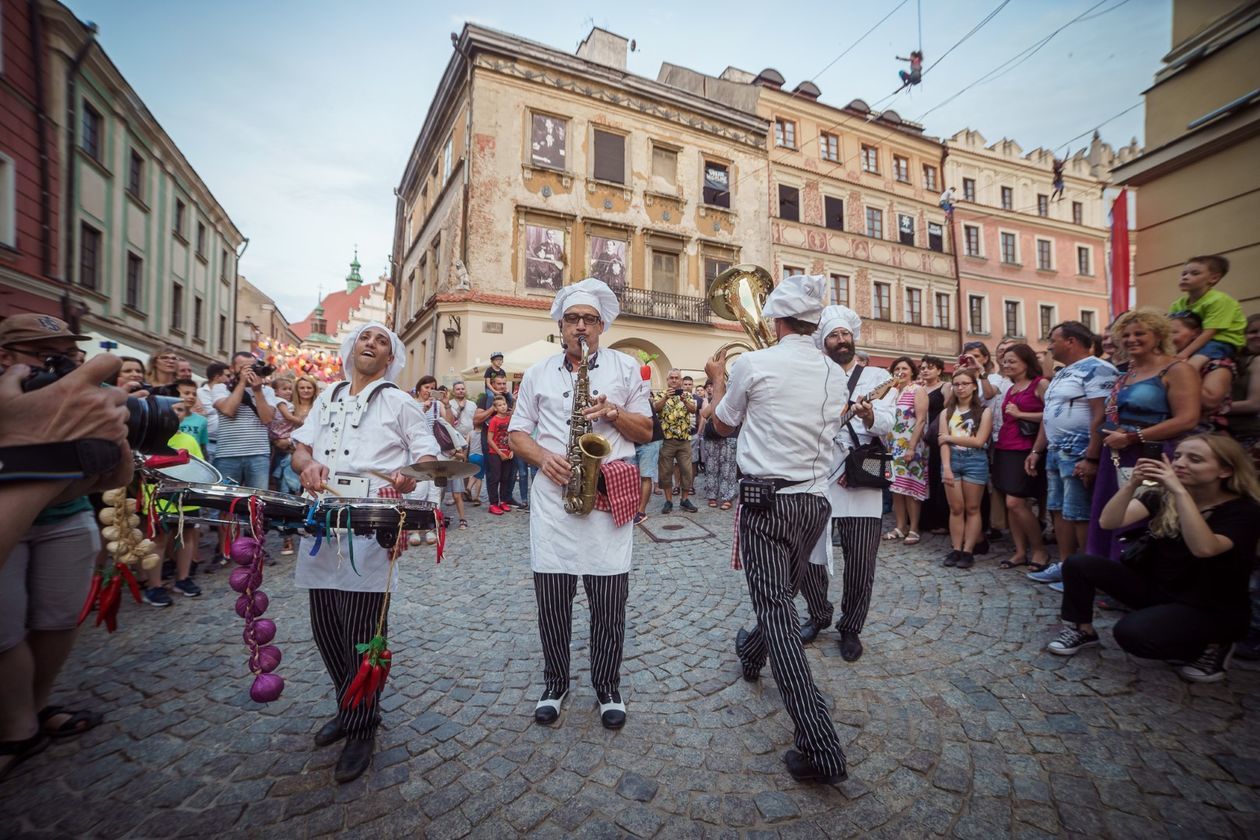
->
[[736, 492, 846, 777], [534, 572, 629, 696], [309, 589, 389, 739], [798, 517, 883, 633]]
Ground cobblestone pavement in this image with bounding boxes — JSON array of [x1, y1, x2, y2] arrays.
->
[[4, 501, 1259, 838]]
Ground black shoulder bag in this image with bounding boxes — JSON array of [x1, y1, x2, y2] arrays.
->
[[842, 365, 892, 489]]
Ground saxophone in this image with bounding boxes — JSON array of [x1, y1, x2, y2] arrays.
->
[[563, 336, 613, 515]]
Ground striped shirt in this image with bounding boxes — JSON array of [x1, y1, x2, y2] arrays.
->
[[210, 383, 274, 458]]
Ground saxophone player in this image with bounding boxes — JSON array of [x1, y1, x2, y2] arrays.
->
[[509, 278, 652, 729]]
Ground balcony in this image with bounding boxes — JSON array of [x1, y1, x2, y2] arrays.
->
[[617, 287, 711, 324]]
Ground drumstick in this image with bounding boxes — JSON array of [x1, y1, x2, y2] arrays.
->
[[367, 470, 398, 485], [318, 483, 345, 498]]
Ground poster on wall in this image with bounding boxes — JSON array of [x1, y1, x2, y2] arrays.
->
[[588, 236, 628, 294], [530, 114, 566, 169], [524, 225, 566, 291]]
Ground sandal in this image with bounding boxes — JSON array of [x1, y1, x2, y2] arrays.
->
[[38, 705, 103, 739], [883, 528, 905, 541], [903, 531, 921, 545], [708, 500, 719, 508], [720, 502, 733, 511], [1025, 561, 1051, 573], [999, 558, 1029, 570], [0, 733, 49, 782], [458, 519, 468, 530], [470, 499, 481, 506]]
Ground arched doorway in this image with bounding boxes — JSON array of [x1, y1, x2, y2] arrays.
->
[[609, 338, 670, 389]]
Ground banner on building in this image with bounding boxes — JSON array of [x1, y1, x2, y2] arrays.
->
[[1109, 189, 1130, 320]]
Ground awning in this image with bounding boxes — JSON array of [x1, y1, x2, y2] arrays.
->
[[461, 338, 563, 377]]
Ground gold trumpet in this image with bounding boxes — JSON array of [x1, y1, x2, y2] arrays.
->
[[707, 263, 776, 368]]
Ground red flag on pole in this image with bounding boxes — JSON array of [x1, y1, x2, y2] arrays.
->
[[1109, 189, 1130, 319]]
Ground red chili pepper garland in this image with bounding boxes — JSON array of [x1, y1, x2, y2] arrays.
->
[[76, 561, 143, 634], [342, 508, 411, 709]]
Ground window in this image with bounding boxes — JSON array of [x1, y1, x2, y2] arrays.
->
[[830, 274, 850, 307], [898, 214, 915, 246], [962, 178, 976, 202], [702, 160, 730, 208], [927, 222, 943, 252], [923, 165, 938, 191], [529, 113, 568, 169], [127, 150, 143, 197], [592, 129, 625, 184], [964, 224, 981, 257], [865, 207, 883, 239], [935, 293, 951, 329], [218, 314, 227, 354], [1077, 246, 1092, 275], [81, 101, 102, 161], [873, 282, 891, 320], [79, 223, 101, 290], [781, 265, 805, 280], [1036, 238, 1053, 270], [968, 295, 985, 334], [193, 295, 204, 341], [1039, 305, 1056, 339], [824, 196, 844, 231], [1081, 309, 1097, 333], [1004, 300, 1022, 337], [1072, 201, 1083, 225], [1000, 231, 1017, 264], [196, 222, 207, 257], [1001, 186, 1013, 210], [174, 199, 186, 237], [220, 249, 229, 282], [773, 118, 796, 148], [777, 184, 800, 221], [704, 257, 732, 284], [171, 282, 184, 332], [651, 145, 677, 184], [125, 253, 142, 309], [905, 288, 922, 324], [893, 155, 910, 183], [651, 249, 679, 293], [861, 145, 879, 173], [1037, 194, 1048, 217], [820, 133, 839, 162], [0, 153, 14, 247], [442, 135, 453, 182]]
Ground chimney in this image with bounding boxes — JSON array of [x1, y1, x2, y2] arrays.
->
[[576, 27, 628, 71]]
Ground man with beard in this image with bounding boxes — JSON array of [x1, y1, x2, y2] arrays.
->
[[800, 306, 895, 662], [291, 322, 438, 783]]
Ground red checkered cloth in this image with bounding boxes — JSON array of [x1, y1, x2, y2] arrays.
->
[[593, 460, 640, 527], [376, 486, 401, 499]]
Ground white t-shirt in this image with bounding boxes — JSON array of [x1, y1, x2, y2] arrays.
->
[[1042, 356, 1119, 455], [197, 383, 220, 441]]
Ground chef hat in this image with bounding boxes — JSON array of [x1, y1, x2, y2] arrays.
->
[[549, 277, 620, 326], [813, 304, 863, 349], [761, 274, 826, 324], [340, 321, 406, 383]]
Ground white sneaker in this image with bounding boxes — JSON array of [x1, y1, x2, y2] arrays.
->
[[1178, 643, 1233, 683]]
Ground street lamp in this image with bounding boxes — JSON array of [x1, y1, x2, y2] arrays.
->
[[442, 315, 461, 351]]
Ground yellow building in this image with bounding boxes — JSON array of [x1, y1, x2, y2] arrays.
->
[[1112, 0, 1259, 312], [392, 26, 771, 389]]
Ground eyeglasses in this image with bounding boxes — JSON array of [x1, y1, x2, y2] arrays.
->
[[562, 313, 602, 326]]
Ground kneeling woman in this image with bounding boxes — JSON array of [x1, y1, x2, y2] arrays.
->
[[1046, 434, 1260, 683]]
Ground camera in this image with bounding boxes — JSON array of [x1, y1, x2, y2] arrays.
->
[[251, 360, 275, 379], [19, 353, 181, 453]]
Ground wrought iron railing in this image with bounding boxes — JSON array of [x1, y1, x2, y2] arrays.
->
[[616, 287, 711, 324]]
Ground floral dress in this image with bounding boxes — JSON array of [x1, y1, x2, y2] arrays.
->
[[889, 385, 928, 500]]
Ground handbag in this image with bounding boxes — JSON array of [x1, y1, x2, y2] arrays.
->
[[840, 365, 892, 489], [1117, 529, 1152, 569], [1016, 418, 1039, 438]]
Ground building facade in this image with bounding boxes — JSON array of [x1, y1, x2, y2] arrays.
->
[[1112, 0, 1259, 313], [235, 275, 300, 355], [391, 26, 771, 389], [946, 130, 1135, 350], [291, 251, 392, 353]]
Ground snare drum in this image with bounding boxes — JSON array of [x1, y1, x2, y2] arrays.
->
[[312, 497, 437, 547], [152, 483, 310, 529]]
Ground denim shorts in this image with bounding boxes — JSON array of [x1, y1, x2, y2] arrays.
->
[[635, 440, 663, 481], [1046, 448, 1091, 521], [1194, 339, 1238, 361], [949, 447, 989, 485]]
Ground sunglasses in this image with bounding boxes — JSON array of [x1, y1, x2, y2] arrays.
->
[[562, 314, 602, 326]]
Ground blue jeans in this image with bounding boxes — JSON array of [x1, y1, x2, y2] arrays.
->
[[214, 453, 271, 491], [1195, 339, 1237, 361], [949, 447, 989, 485], [516, 459, 536, 503], [1046, 448, 1090, 521]]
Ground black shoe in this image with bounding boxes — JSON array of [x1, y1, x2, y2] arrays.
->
[[333, 736, 374, 784], [784, 749, 847, 784], [597, 690, 626, 729], [735, 628, 761, 681], [943, 550, 959, 568], [534, 688, 567, 725], [838, 630, 863, 662], [800, 621, 823, 644], [973, 540, 991, 556], [679, 499, 698, 513], [313, 718, 345, 748], [956, 551, 974, 569], [661, 501, 674, 514]]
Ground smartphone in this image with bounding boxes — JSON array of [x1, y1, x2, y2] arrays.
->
[[1140, 442, 1163, 462]]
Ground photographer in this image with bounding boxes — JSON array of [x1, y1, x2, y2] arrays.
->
[[211, 351, 276, 490], [1046, 434, 1260, 684]]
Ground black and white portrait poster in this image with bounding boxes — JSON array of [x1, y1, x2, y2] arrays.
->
[[525, 225, 566, 291], [588, 236, 627, 294], [530, 114, 566, 170]]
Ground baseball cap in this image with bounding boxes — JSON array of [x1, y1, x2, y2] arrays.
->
[[0, 313, 90, 348], [490, 351, 504, 360]]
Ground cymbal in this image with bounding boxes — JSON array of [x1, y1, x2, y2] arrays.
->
[[401, 460, 479, 481]]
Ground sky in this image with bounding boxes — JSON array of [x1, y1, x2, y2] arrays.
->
[[65, 0, 1170, 323]]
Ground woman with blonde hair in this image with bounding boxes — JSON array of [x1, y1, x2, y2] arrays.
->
[[145, 346, 182, 395], [1047, 434, 1260, 683]]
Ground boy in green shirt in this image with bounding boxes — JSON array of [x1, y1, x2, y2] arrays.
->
[[1169, 254, 1245, 372], [174, 378, 209, 454]]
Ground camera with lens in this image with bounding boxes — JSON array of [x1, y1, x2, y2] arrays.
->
[[19, 353, 181, 453], [251, 360, 275, 379]]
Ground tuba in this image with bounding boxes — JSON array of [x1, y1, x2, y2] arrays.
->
[[707, 264, 777, 368], [563, 336, 613, 515]]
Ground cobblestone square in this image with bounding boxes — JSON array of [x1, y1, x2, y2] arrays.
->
[[3, 505, 1258, 838]]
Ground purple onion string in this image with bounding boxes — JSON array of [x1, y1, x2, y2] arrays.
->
[[230, 534, 284, 703]]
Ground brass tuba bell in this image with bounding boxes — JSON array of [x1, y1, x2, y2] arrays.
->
[[707, 263, 777, 368]]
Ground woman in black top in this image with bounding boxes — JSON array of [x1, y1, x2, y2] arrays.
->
[[1045, 433, 1260, 683]]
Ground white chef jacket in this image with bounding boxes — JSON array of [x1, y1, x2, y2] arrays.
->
[[714, 334, 850, 498], [291, 381, 439, 592], [810, 363, 896, 570], [509, 348, 651, 575]]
